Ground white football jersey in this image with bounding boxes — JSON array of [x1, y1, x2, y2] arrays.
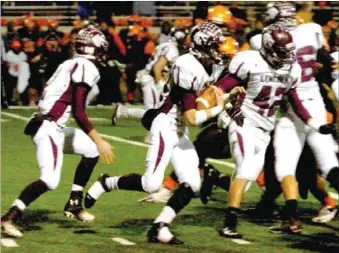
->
[[145, 41, 179, 72], [229, 50, 301, 131], [250, 23, 324, 100], [39, 57, 100, 127], [6, 50, 27, 77], [160, 53, 218, 129]]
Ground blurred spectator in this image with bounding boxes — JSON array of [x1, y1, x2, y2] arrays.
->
[[125, 24, 155, 103], [229, 2, 247, 21], [17, 18, 42, 45], [193, 1, 209, 25], [133, 1, 156, 16], [96, 20, 126, 104], [5, 40, 27, 105], [1, 38, 9, 109], [158, 21, 172, 44], [313, 1, 333, 26], [296, 2, 314, 23], [119, 15, 142, 46]]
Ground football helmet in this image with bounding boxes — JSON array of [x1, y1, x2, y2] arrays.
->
[[190, 21, 225, 64], [260, 26, 296, 69], [219, 36, 239, 65], [170, 27, 189, 46], [264, 1, 296, 28], [75, 27, 108, 63], [207, 5, 232, 26]]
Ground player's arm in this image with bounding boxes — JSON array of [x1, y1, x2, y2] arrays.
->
[[153, 55, 168, 83], [72, 81, 114, 164], [287, 87, 336, 135]]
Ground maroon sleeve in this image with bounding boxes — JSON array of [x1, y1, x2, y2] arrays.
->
[[287, 88, 312, 123], [72, 83, 94, 134], [216, 73, 241, 93], [183, 90, 196, 111]]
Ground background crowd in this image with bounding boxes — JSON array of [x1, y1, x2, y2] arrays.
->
[[1, 1, 338, 108]]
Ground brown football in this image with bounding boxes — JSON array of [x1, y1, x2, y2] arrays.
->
[[196, 86, 218, 110]]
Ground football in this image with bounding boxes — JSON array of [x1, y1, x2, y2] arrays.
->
[[196, 85, 218, 110]]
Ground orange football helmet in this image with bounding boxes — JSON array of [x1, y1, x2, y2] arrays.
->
[[219, 36, 239, 64], [207, 5, 232, 26]]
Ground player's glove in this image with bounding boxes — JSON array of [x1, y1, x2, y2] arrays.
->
[[226, 107, 244, 127], [319, 123, 336, 135]]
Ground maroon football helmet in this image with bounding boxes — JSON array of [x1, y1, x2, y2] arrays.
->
[[75, 27, 108, 63], [264, 1, 296, 28], [260, 26, 296, 69]]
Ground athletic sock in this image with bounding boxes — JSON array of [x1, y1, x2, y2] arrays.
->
[[285, 199, 299, 219], [73, 156, 99, 188], [127, 108, 146, 119], [327, 167, 339, 193], [224, 207, 240, 229], [154, 206, 176, 224], [17, 179, 49, 208], [117, 173, 144, 191]]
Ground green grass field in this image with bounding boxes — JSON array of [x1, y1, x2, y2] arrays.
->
[[1, 108, 338, 253]]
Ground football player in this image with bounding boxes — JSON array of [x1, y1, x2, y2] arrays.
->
[[250, 2, 339, 233], [111, 27, 189, 128], [85, 22, 243, 244], [1, 27, 115, 238], [139, 36, 239, 204], [216, 26, 335, 239]]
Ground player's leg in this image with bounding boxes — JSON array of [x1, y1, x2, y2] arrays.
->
[[85, 114, 176, 207], [220, 122, 270, 239], [62, 127, 100, 221], [272, 118, 305, 234], [307, 131, 339, 194], [111, 103, 146, 126], [1, 121, 64, 237], [147, 137, 200, 244]]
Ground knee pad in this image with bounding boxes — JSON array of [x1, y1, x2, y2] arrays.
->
[[326, 167, 339, 191], [167, 183, 195, 213]]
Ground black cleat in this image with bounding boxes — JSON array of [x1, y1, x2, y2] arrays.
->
[[85, 174, 111, 208], [1, 206, 23, 238], [219, 226, 243, 239], [111, 103, 120, 126], [200, 164, 220, 204], [64, 191, 95, 222], [147, 222, 184, 245]]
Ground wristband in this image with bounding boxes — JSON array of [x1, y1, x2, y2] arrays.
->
[[195, 110, 208, 125], [210, 105, 223, 118]]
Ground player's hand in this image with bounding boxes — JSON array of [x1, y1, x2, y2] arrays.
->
[[97, 140, 115, 164], [319, 123, 336, 135], [226, 107, 244, 127], [229, 86, 246, 108]]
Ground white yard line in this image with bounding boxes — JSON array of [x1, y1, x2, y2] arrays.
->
[[1, 238, 19, 247], [1, 111, 236, 169], [232, 239, 252, 245], [111, 237, 136, 246]]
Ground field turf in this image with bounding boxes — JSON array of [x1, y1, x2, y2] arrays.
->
[[1, 107, 338, 253]]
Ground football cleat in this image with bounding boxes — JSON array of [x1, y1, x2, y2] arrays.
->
[[85, 174, 111, 208], [269, 218, 302, 234], [64, 191, 95, 222], [138, 187, 172, 203], [200, 164, 220, 205], [219, 226, 243, 239], [147, 222, 183, 245], [1, 206, 23, 238], [1, 221, 23, 238], [111, 103, 121, 126], [312, 205, 338, 223]]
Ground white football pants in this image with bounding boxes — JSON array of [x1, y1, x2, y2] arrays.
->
[[33, 120, 99, 190], [228, 119, 271, 182], [274, 98, 339, 182], [141, 113, 201, 193]]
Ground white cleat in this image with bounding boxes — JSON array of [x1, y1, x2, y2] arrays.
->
[[138, 187, 172, 203], [1, 221, 23, 238], [312, 205, 338, 223]]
